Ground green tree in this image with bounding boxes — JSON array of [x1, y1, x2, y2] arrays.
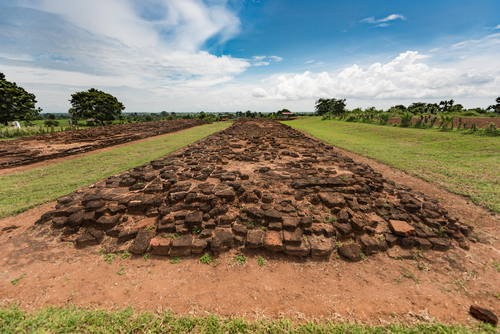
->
[[438, 99, 454, 113], [407, 102, 427, 114], [388, 105, 406, 114], [0, 72, 41, 125], [487, 97, 500, 114], [315, 98, 346, 116], [69, 88, 124, 125]]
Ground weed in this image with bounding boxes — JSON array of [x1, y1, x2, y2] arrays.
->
[[325, 216, 337, 224], [143, 253, 150, 260], [120, 251, 131, 260], [493, 262, 500, 272], [102, 253, 116, 264], [10, 274, 26, 286], [193, 226, 202, 235], [399, 269, 419, 283], [234, 254, 247, 265], [244, 221, 255, 229], [116, 266, 125, 276], [257, 256, 266, 267], [170, 256, 181, 264], [199, 253, 213, 265]]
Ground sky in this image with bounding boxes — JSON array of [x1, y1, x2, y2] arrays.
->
[[0, 0, 499, 113]]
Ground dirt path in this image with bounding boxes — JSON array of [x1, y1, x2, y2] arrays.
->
[[0, 121, 498, 325]]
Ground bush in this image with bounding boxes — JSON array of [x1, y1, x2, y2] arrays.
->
[[44, 119, 59, 127], [377, 113, 390, 125], [400, 112, 413, 127]]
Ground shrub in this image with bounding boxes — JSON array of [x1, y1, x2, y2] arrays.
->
[[377, 113, 390, 125], [400, 112, 413, 127], [44, 119, 59, 127]]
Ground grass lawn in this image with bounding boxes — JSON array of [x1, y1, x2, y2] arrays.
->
[[0, 122, 230, 218], [283, 117, 499, 212], [0, 306, 495, 334]]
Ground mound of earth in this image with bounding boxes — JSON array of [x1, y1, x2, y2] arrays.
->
[[0, 119, 206, 169], [34, 120, 472, 261]]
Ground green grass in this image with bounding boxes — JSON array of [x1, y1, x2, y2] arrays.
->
[[283, 117, 500, 212], [0, 306, 495, 334], [0, 122, 230, 218]]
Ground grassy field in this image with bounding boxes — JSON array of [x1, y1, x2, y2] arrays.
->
[[0, 307, 495, 334], [283, 117, 499, 212], [0, 122, 230, 218]]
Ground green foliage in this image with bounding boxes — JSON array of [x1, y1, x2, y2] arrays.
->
[[10, 274, 26, 286], [169, 256, 181, 264], [487, 96, 500, 113], [43, 119, 59, 127], [483, 122, 499, 136], [0, 73, 41, 125], [315, 98, 346, 116], [199, 253, 213, 265], [399, 112, 413, 127], [69, 88, 125, 125], [0, 306, 495, 333], [234, 254, 247, 265], [257, 256, 266, 267]]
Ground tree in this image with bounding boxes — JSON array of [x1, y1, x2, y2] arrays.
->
[[388, 105, 407, 114], [487, 97, 500, 114], [314, 98, 346, 116], [407, 102, 427, 114], [438, 99, 454, 113], [69, 88, 124, 125], [0, 72, 41, 125]]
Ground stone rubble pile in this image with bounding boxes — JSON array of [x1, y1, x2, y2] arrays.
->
[[0, 119, 206, 169], [35, 120, 472, 261]]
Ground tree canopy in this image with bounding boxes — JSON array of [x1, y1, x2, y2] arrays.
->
[[487, 97, 500, 114], [69, 88, 125, 125], [0, 72, 41, 125], [315, 98, 346, 116]]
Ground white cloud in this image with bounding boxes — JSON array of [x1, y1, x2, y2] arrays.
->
[[250, 55, 283, 67], [1, 0, 250, 112], [494, 24, 500, 30], [361, 13, 406, 27], [254, 35, 500, 102]]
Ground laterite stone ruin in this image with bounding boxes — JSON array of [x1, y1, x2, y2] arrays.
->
[[35, 120, 472, 261]]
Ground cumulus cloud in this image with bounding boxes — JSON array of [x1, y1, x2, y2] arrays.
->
[[361, 13, 406, 27], [253, 45, 499, 101], [0, 0, 248, 112]]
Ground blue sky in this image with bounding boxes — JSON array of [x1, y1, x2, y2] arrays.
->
[[0, 0, 499, 113]]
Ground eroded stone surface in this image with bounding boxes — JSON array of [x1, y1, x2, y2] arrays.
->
[[34, 120, 472, 260]]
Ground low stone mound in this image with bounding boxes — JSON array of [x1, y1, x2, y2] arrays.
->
[[35, 120, 472, 261], [0, 119, 206, 169]]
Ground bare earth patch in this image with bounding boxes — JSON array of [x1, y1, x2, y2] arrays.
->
[[0, 120, 498, 325], [0, 119, 206, 169]]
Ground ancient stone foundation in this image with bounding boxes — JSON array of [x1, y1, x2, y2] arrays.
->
[[0, 119, 206, 169], [35, 120, 472, 261]]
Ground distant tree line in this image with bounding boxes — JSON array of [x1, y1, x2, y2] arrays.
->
[[1, 72, 498, 128], [315, 97, 499, 117]]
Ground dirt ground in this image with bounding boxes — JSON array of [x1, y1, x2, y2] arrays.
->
[[0, 126, 498, 325], [0, 119, 205, 169]]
